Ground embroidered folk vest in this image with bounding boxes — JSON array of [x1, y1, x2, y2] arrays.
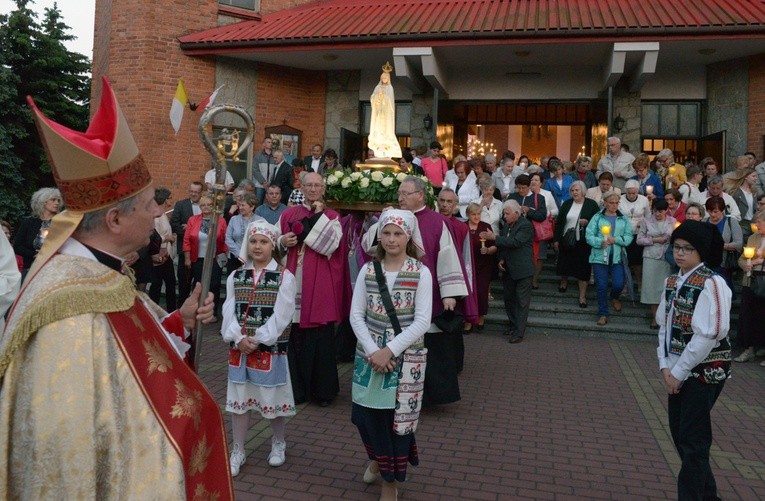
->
[[233, 267, 289, 349], [228, 268, 290, 386], [664, 266, 731, 384], [352, 258, 423, 408]]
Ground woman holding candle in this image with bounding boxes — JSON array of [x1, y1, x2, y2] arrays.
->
[[733, 210, 765, 364], [466, 203, 497, 330], [637, 199, 675, 328], [13, 187, 62, 276], [586, 191, 633, 325]]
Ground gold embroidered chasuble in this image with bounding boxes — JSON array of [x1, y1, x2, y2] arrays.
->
[[0, 254, 232, 500]]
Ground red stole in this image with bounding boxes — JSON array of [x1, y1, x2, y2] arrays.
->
[[107, 299, 233, 501]]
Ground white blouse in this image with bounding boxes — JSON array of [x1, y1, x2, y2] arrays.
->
[[350, 263, 432, 358]]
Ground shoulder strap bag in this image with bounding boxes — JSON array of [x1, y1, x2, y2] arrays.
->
[[372, 260, 427, 436]]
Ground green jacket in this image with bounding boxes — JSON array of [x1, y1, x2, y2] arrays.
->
[[585, 209, 633, 265]]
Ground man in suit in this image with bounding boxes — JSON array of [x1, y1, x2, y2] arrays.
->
[[271, 149, 294, 205], [481, 199, 534, 344], [170, 181, 203, 304], [303, 143, 324, 173]]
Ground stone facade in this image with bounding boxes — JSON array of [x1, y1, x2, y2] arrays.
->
[[325, 70, 361, 155], [612, 88, 642, 156], [748, 54, 765, 162], [410, 92, 435, 151], [707, 57, 749, 168]]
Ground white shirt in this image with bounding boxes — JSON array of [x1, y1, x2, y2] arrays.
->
[[204, 169, 234, 189], [310, 157, 321, 172], [350, 263, 432, 357], [656, 263, 731, 381]]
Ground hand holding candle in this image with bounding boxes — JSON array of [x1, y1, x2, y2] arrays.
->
[[601, 224, 611, 259], [744, 246, 756, 277], [752, 223, 759, 234]]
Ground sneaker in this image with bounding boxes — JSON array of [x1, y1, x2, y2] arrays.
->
[[230, 444, 246, 477], [734, 347, 756, 363], [268, 438, 286, 467]]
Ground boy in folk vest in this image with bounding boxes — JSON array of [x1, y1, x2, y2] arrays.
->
[[657, 220, 731, 501]]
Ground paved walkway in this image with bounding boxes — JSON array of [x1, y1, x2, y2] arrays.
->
[[197, 324, 765, 500]]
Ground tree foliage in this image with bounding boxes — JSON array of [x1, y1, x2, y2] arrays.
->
[[0, 0, 91, 227]]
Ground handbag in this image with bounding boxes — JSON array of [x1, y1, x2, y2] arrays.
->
[[531, 193, 555, 242], [372, 261, 427, 436], [751, 274, 765, 298], [561, 227, 578, 250], [721, 217, 740, 269]]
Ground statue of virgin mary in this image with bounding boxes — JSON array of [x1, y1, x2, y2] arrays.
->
[[367, 62, 402, 159]]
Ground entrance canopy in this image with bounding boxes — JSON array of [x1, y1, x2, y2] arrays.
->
[[180, 0, 765, 98]]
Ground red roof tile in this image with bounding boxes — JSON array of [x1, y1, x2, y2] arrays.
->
[[179, 0, 765, 49]]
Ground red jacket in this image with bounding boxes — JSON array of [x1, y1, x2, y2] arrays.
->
[[182, 214, 228, 264]]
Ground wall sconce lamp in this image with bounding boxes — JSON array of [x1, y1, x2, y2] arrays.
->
[[612, 114, 625, 132], [423, 114, 433, 131]]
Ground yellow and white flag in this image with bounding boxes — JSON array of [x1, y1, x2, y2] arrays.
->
[[169, 80, 188, 133]]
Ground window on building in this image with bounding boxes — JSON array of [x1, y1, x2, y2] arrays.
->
[[641, 102, 701, 163], [218, 0, 258, 10]]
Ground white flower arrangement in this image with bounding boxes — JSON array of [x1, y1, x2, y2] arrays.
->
[[324, 168, 436, 206]]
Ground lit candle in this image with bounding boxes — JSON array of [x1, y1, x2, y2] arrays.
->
[[752, 223, 759, 234], [674, 221, 682, 229], [480, 237, 486, 249], [744, 246, 756, 277], [601, 225, 611, 261], [645, 185, 654, 196]]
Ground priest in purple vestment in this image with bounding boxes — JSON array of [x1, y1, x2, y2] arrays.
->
[[278, 172, 350, 406], [363, 176, 468, 405]]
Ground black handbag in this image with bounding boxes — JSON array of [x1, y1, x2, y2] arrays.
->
[[561, 227, 578, 249], [751, 275, 765, 298]]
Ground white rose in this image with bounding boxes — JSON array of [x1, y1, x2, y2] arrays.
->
[[359, 177, 370, 188], [333, 170, 344, 178], [371, 171, 384, 182], [381, 177, 393, 187], [326, 175, 338, 186], [341, 178, 352, 188], [396, 172, 407, 182], [350, 172, 362, 181]]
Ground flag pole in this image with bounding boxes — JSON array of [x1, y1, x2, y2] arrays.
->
[[195, 104, 255, 372]]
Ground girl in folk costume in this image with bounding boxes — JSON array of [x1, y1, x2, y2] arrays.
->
[[222, 221, 297, 476], [656, 220, 731, 501], [350, 209, 433, 501]]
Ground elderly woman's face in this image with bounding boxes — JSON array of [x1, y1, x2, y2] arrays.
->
[[626, 188, 638, 200], [44, 196, 61, 214], [578, 160, 591, 172], [199, 198, 213, 215], [665, 194, 678, 209], [529, 176, 541, 190], [468, 210, 481, 224], [570, 184, 583, 200], [481, 183, 494, 196], [455, 166, 467, 182], [685, 208, 702, 221]]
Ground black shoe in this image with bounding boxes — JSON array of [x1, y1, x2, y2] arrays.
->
[[475, 324, 484, 332], [579, 301, 587, 308], [502, 329, 514, 336], [558, 284, 568, 293], [508, 335, 524, 344]]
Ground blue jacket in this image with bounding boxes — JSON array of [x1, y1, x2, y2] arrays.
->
[[585, 209, 633, 265], [544, 174, 574, 208], [630, 172, 665, 198]]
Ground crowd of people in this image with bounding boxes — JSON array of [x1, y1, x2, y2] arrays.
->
[[1, 81, 764, 501]]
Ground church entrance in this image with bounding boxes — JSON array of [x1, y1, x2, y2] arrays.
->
[[439, 101, 609, 165]]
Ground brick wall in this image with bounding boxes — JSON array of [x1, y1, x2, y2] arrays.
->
[[261, 0, 315, 15], [92, 0, 217, 196], [255, 63, 327, 158], [749, 54, 765, 161]]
